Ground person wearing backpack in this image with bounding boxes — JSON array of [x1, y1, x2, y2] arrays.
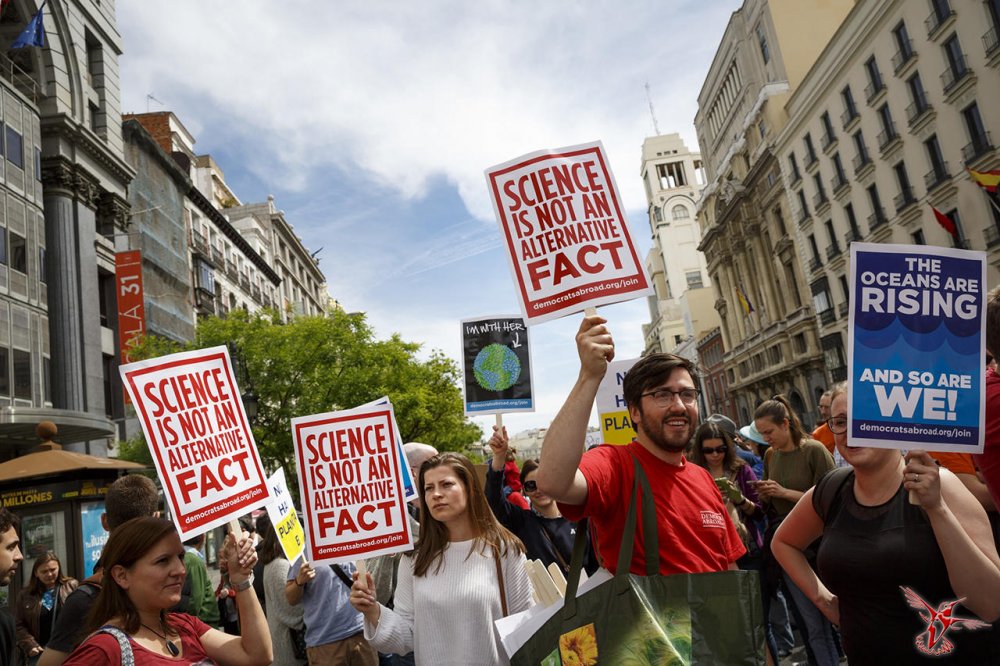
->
[[773, 383, 1000, 663]]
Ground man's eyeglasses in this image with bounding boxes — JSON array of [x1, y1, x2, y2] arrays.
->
[[641, 388, 700, 406], [828, 417, 848, 434], [523, 480, 538, 492], [702, 445, 728, 455]]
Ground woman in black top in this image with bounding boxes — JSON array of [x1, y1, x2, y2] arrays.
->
[[773, 384, 1000, 664], [486, 426, 597, 575]]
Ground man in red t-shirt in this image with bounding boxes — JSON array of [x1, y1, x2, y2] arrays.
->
[[535, 315, 745, 575]]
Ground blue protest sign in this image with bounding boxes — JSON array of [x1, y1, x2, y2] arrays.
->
[[848, 243, 985, 452], [460, 315, 535, 415]]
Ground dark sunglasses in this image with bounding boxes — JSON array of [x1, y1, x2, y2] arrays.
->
[[523, 480, 538, 492], [702, 445, 728, 455]]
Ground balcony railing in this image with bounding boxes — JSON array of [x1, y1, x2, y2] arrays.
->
[[852, 151, 872, 174], [892, 41, 916, 73], [211, 246, 224, 265], [905, 94, 932, 125], [839, 301, 850, 317], [926, 6, 955, 39], [877, 123, 900, 151], [820, 308, 837, 326], [962, 131, 994, 164], [831, 173, 849, 195], [798, 206, 810, 224], [825, 243, 841, 260], [985, 225, 1000, 248], [821, 132, 837, 151], [893, 190, 917, 212], [841, 106, 860, 129], [868, 209, 888, 231], [941, 59, 972, 94], [805, 152, 819, 170], [845, 228, 861, 245], [985, 26, 1000, 56], [924, 162, 949, 190], [790, 169, 802, 187], [813, 190, 829, 209], [190, 230, 210, 255], [864, 79, 886, 103], [809, 256, 823, 273], [0, 52, 39, 104]]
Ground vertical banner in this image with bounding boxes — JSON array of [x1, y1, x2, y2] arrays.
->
[[120, 346, 272, 540], [460, 315, 534, 415], [596, 358, 639, 445], [485, 141, 652, 324], [264, 468, 306, 563], [292, 403, 414, 564], [79, 501, 106, 578], [115, 251, 146, 365], [848, 243, 986, 452]]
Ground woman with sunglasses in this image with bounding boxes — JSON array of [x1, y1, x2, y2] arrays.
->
[[773, 383, 1000, 663], [486, 427, 598, 575]]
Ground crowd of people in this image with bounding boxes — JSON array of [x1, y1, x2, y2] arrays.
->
[[2, 291, 1000, 664]]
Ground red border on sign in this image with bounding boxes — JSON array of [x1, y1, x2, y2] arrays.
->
[[123, 350, 269, 531], [487, 145, 649, 316], [294, 409, 411, 561]]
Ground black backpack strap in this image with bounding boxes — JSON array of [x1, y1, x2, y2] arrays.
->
[[812, 466, 854, 522], [330, 564, 354, 590]]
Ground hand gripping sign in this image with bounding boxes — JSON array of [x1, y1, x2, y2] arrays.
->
[[848, 242, 986, 453], [265, 468, 306, 563], [120, 346, 271, 540], [486, 141, 652, 325], [292, 402, 414, 564]]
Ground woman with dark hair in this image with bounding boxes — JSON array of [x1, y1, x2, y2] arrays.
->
[[755, 395, 837, 666], [350, 452, 532, 664], [774, 384, 1000, 663], [486, 427, 597, 575], [259, 514, 305, 665], [62, 517, 271, 665], [14, 552, 77, 665]]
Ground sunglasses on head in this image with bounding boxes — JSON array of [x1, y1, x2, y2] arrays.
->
[[523, 480, 538, 492], [702, 445, 728, 455]]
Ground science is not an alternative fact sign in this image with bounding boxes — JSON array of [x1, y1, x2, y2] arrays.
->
[[848, 243, 986, 453]]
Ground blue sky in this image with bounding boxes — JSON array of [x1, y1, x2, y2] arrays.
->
[[117, 1, 735, 437]]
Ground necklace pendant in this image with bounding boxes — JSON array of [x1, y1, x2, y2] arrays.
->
[[166, 639, 180, 657]]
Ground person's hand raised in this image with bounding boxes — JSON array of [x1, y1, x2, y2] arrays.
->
[[576, 315, 614, 381]]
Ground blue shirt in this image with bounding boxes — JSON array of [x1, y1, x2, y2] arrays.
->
[[736, 447, 764, 480], [288, 559, 364, 646]]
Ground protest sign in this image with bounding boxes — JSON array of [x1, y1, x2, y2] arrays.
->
[[461, 315, 534, 415], [292, 403, 414, 564], [485, 141, 652, 324], [120, 346, 271, 540], [848, 243, 986, 452], [596, 358, 639, 445], [357, 396, 415, 501], [265, 468, 305, 563]]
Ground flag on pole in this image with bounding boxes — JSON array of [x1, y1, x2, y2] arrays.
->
[[969, 169, 1000, 193], [737, 285, 754, 314], [11, 2, 46, 49], [931, 206, 958, 238]]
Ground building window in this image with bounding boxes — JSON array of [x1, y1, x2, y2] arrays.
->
[[5, 127, 22, 168], [774, 205, 787, 237], [912, 228, 926, 245], [13, 349, 30, 400], [867, 184, 886, 226], [942, 34, 968, 92], [877, 104, 897, 149], [853, 130, 870, 169], [864, 56, 884, 100], [653, 206, 662, 223], [808, 234, 822, 265], [672, 205, 690, 220], [788, 153, 801, 181], [925, 135, 946, 185], [821, 112, 836, 147], [34, 148, 41, 182], [893, 162, 915, 209], [9, 233, 26, 274], [961, 102, 991, 162], [0, 349, 7, 395], [840, 86, 858, 126], [832, 153, 847, 189], [798, 190, 810, 220], [756, 24, 770, 63], [845, 203, 860, 241], [892, 21, 914, 70], [656, 162, 687, 189], [686, 271, 704, 290], [804, 133, 818, 165], [839, 274, 850, 305], [813, 173, 827, 207], [38, 247, 45, 283], [906, 72, 929, 123], [196, 258, 215, 295], [0, 231, 6, 265]]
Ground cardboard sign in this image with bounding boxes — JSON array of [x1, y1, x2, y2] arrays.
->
[[848, 243, 986, 452], [264, 469, 305, 563], [292, 403, 414, 564], [120, 346, 271, 539], [461, 315, 534, 415], [485, 141, 652, 324], [596, 358, 639, 445]]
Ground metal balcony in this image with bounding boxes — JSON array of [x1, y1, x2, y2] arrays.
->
[[941, 59, 972, 94], [962, 131, 994, 164], [892, 41, 916, 73], [923, 162, 949, 190]]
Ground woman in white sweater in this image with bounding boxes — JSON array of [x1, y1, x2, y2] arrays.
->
[[350, 452, 532, 665]]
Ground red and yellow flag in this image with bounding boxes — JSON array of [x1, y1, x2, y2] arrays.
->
[[969, 169, 1000, 193]]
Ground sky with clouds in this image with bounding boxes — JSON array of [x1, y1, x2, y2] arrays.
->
[[117, 0, 736, 438]]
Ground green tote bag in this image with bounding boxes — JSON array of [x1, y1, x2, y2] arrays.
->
[[510, 456, 765, 665]]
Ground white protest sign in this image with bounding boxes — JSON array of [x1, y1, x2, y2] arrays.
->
[[120, 346, 271, 540], [485, 141, 652, 324], [292, 402, 415, 564], [265, 468, 306, 563], [596, 357, 640, 445]]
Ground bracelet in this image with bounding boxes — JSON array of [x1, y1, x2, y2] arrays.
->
[[231, 573, 254, 592]]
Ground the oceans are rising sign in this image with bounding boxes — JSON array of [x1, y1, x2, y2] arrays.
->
[[486, 141, 652, 324], [120, 347, 271, 539], [849, 243, 986, 453], [292, 403, 414, 564], [461, 315, 534, 415]]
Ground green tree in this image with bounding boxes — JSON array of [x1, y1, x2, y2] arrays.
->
[[124, 309, 481, 472]]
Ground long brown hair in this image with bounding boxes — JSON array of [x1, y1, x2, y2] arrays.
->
[[754, 395, 806, 448], [25, 552, 72, 597], [85, 517, 181, 636], [413, 453, 524, 577], [689, 422, 745, 474]]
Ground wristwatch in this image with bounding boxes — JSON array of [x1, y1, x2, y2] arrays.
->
[[231, 573, 255, 592]]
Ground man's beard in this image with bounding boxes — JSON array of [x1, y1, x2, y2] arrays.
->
[[638, 408, 693, 453]]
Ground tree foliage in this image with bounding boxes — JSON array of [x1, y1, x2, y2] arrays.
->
[[124, 309, 482, 472]]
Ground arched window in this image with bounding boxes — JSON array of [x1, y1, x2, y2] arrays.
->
[[672, 205, 690, 220]]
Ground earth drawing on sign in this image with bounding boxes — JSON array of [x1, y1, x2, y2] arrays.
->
[[473, 343, 521, 392]]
